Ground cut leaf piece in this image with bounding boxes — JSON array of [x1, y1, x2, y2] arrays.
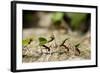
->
[[38, 37, 48, 46], [22, 38, 30, 46]]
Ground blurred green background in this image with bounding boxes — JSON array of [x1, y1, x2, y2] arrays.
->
[[23, 10, 90, 34]]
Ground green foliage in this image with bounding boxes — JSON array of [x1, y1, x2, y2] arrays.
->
[[22, 38, 30, 46], [38, 37, 48, 46], [22, 36, 35, 46], [66, 13, 87, 29], [52, 12, 64, 23]]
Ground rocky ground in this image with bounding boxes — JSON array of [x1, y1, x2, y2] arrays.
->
[[22, 28, 91, 63]]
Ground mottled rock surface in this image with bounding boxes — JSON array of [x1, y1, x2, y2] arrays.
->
[[22, 28, 91, 63]]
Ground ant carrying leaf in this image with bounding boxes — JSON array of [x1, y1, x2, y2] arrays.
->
[[22, 38, 33, 47], [38, 37, 50, 51], [38, 34, 56, 52]]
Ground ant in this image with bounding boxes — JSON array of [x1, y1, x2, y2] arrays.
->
[[74, 43, 80, 56], [60, 38, 69, 51]]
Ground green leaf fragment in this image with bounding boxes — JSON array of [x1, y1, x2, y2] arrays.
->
[[22, 38, 30, 46], [38, 37, 48, 46], [22, 36, 34, 46]]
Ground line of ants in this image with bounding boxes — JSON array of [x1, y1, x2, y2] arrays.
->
[[23, 34, 81, 58]]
